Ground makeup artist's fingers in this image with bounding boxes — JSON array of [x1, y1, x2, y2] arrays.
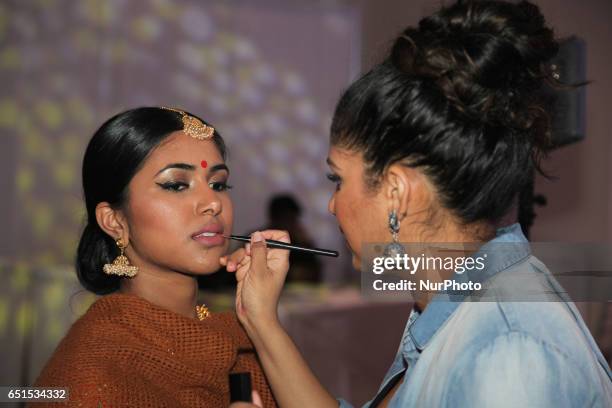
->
[[221, 248, 248, 272], [260, 229, 291, 244], [243, 230, 291, 256], [228, 389, 262, 408], [229, 390, 262, 408], [246, 230, 291, 281], [232, 230, 293, 329], [250, 231, 268, 275], [220, 256, 235, 271], [233, 253, 251, 282], [235, 256, 251, 282], [258, 230, 291, 277], [252, 390, 263, 407]]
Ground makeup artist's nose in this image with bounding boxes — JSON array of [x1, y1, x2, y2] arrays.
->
[[328, 194, 336, 216]]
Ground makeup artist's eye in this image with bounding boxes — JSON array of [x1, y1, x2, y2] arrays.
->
[[157, 181, 189, 192], [209, 181, 234, 192], [326, 172, 342, 191]]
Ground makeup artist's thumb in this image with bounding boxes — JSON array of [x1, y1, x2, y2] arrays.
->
[[228, 391, 262, 408], [250, 231, 267, 274], [252, 390, 263, 407]]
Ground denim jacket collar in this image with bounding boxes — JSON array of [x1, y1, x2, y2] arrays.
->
[[408, 223, 531, 351]]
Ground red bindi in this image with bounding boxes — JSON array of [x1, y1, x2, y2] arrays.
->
[[200, 160, 208, 169]]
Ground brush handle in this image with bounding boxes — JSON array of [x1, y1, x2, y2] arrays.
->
[[227, 235, 339, 257]]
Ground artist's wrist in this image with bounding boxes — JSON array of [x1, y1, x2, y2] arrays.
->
[[243, 313, 283, 342]]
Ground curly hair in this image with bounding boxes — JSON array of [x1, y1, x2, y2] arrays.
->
[[331, 0, 560, 224]]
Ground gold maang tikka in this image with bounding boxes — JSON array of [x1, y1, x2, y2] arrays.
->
[[103, 238, 139, 278], [160, 107, 215, 140]]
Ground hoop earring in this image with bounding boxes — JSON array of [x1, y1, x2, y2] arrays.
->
[[103, 238, 139, 277], [383, 210, 405, 257]]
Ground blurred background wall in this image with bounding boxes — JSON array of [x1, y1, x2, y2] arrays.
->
[[0, 0, 362, 280], [0, 0, 362, 395], [0, 0, 611, 404]]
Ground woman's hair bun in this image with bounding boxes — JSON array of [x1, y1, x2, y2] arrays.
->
[[390, 0, 559, 142], [331, 1, 564, 224]]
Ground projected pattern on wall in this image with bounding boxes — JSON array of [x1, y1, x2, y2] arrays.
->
[[0, 0, 358, 385]]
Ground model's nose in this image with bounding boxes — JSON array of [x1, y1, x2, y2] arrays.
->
[[196, 189, 222, 216]]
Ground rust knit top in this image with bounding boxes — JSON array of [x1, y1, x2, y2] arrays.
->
[[32, 293, 277, 407]]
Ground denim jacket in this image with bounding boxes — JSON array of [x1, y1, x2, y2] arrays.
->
[[339, 224, 612, 407]]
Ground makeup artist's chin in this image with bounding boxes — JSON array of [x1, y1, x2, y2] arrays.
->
[[343, 240, 361, 270]]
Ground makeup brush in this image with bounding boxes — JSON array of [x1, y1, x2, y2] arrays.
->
[[224, 235, 339, 257]]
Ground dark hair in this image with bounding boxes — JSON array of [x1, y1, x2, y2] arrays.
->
[[331, 0, 559, 224], [76, 107, 226, 294], [268, 194, 302, 220]]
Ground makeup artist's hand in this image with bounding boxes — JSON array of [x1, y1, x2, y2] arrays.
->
[[220, 230, 290, 330], [228, 391, 263, 408]]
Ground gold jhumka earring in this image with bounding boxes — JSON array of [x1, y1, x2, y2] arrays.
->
[[103, 238, 139, 278]]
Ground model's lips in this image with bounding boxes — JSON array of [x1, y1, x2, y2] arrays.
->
[[191, 224, 225, 247], [193, 231, 219, 238]]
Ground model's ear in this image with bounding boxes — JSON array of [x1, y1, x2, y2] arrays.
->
[[95, 202, 130, 243]]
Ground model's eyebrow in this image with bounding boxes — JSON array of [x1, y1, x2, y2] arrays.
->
[[326, 157, 339, 169], [155, 162, 230, 176], [209, 163, 229, 174], [156, 163, 195, 176]]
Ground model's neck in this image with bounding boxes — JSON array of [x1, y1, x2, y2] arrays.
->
[[119, 266, 199, 320]]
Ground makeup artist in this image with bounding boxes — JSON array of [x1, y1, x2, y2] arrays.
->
[[224, 1, 612, 407], [32, 107, 276, 407]]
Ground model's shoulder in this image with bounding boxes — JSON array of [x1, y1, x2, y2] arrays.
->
[[33, 315, 127, 390], [208, 311, 253, 347]]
